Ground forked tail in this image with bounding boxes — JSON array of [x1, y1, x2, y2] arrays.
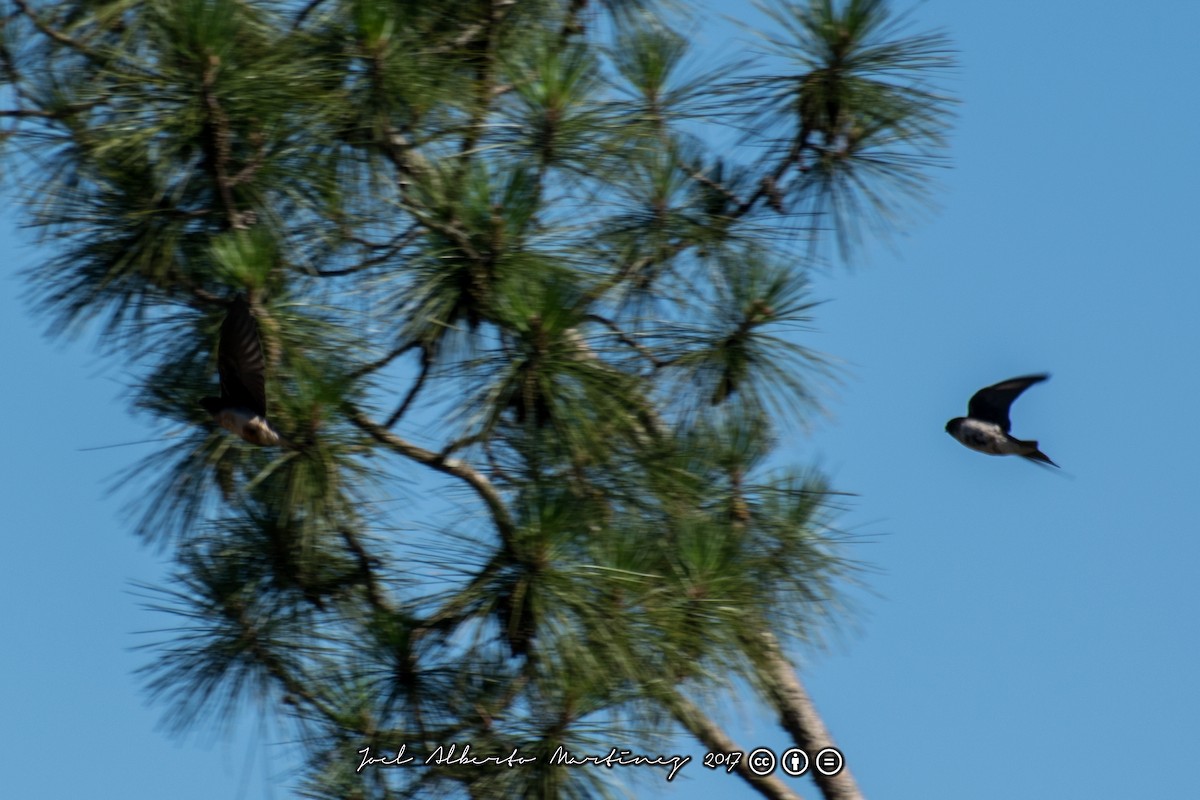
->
[[1018, 439, 1058, 468]]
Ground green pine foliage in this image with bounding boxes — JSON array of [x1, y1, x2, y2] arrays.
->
[[1, 1, 953, 797]]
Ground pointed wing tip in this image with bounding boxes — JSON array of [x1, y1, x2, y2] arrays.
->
[[967, 373, 1052, 429], [997, 373, 1050, 388]]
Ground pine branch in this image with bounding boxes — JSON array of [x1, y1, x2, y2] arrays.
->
[[754, 630, 863, 800], [559, 0, 589, 43], [456, 0, 515, 159], [0, 98, 105, 122], [292, 0, 330, 29], [200, 55, 247, 230], [385, 345, 433, 427], [0, 107, 58, 117], [586, 132, 810, 303], [313, 225, 422, 278], [338, 527, 391, 613], [12, 0, 99, 57], [737, 131, 809, 216], [230, 603, 343, 726], [347, 407, 517, 549], [350, 341, 421, 380], [228, 134, 268, 188], [586, 313, 664, 369], [668, 691, 805, 800]]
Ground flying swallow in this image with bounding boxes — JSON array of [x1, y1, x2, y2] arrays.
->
[[200, 298, 286, 447], [945, 374, 1057, 466]]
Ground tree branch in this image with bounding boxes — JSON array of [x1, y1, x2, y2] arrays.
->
[[586, 313, 664, 369], [292, 0, 330, 29], [559, 0, 589, 42], [737, 132, 809, 217], [0, 102, 104, 134], [385, 345, 433, 427], [347, 408, 517, 549], [313, 225, 423, 278], [338, 527, 390, 613], [685, 161, 748, 211], [0, 107, 59, 118], [350, 341, 420, 380], [12, 0, 99, 57], [232, 604, 342, 725], [228, 133, 268, 188], [200, 55, 246, 230], [754, 630, 863, 800], [668, 691, 805, 800], [457, 0, 513, 159]]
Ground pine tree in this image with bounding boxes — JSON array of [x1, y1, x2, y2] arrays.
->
[[0, 1, 953, 798]]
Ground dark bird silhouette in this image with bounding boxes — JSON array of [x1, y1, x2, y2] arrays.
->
[[945, 374, 1057, 466], [497, 586, 536, 658], [200, 298, 286, 447]]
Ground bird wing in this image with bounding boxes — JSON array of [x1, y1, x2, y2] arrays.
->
[[217, 298, 268, 417], [967, 374, 1048, 432]]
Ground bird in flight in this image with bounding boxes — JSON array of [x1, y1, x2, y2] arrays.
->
[[200, 297, 286, 447], [945, 374, 1057, 466]]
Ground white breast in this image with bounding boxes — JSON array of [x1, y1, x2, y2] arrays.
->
[[956, 418, 1016, 455], [216, 409, 282, 447]]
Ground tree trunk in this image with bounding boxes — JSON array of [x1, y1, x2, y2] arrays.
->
[[668, 691, 804, 800], [756, 630, 864, 800]]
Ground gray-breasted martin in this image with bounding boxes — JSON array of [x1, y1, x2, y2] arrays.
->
[[200, 298, 286, 447], [946, 374, 1057, 466]]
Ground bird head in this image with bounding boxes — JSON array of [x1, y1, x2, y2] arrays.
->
[[945, 417, 964, 435]]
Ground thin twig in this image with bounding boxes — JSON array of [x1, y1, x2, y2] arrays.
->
[[13, 0, 99, 57], [348, 408, 517, 549], [385, 346, 433, 427], [338, 527, 390, 612], [586, 313, 664, 368], [228, 134, 268, 188], [584, 131, 812, 304], [292, 0, 329, 29], [350, 341, 420, 381], [437, 432, 487, 459], [736, 132, 808, 216], [313, 225, 422, 278], [559, 0, 589, 43], [233, 604, 342, 725], [685, 161, 747, 210], [0, 107, 59, 118]]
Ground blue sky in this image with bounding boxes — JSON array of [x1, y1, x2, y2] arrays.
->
[[3, 1, 1198, 798]]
